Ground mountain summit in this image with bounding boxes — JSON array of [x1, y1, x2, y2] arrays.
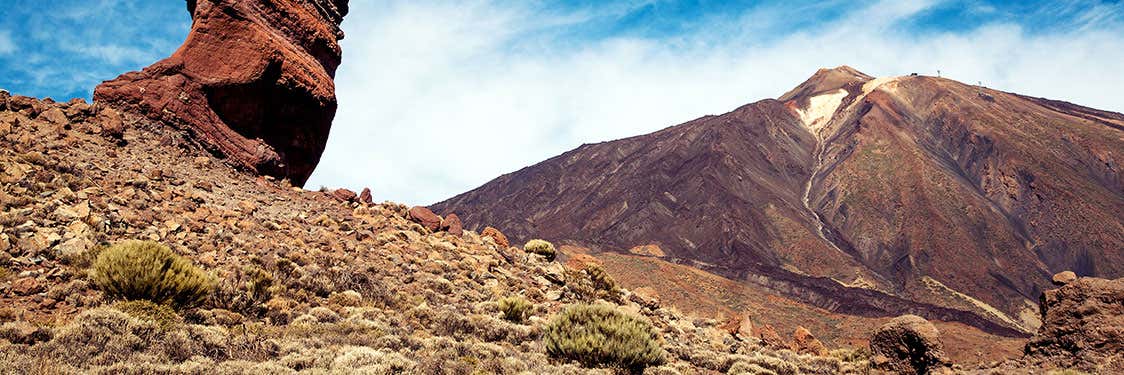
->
[[432, 67, 1124, 335]]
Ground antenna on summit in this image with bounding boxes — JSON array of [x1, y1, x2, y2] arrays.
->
[[937, 69, 941, 78]]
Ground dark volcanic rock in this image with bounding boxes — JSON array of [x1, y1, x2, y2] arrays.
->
[[1025, 277, 1124, 372], [870, 315, 949, 374], [93, 0, 349, 185]]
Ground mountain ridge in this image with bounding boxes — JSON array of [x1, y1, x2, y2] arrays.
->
[[432, 67, 1124, 336]]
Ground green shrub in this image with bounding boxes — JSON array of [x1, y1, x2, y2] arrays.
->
[[498, 296, 533, 323], [524, 239, 556, 260], [92, 240, 215, 310], [544, 303, 665, 371]]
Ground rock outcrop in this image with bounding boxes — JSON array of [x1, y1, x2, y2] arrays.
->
[[93, 0, 350, 185], [870, 315, 949, 374], [1024, 277, 1124, 372]]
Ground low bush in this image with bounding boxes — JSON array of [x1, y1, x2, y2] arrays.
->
[[92, 240, 215, 310], [585, 264, 621, 301], [498, 296, 532, 323], [544, 303, 665, 372], [524, 239, 556, 261], [113, 300, 181, 329]]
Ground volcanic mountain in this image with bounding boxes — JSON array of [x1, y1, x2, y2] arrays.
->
[[432, 66, 1124, 335]]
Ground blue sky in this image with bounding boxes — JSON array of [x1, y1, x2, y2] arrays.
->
[[2, 1, 1122, 204], [0, 0, 189, 100]]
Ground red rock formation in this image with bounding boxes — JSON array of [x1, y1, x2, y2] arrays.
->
[[93, 0, 349, 185]]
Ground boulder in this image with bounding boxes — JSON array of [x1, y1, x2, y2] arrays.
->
[[1025, 277, 1124, 372], [407, 206, 442, 232], [1051, 271, 1077, 286], [481, 226, 509, 248], [37, 108, 68, 125], [870, 315, 949, 374], [93, 0, 350, 185], [753, 323, 787, 350], [358, 188, 373, 205], [629, 286, 661, 309], [12, 277, 44, 296], [440, 213, 463, 236], [330, 188, 357, 203], [791, 326, 828, 356]]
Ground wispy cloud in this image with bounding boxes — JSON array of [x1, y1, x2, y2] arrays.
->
[[306, 0, 1124, 206], [0, 30, 15, 55], [0, 1, 188, 99]]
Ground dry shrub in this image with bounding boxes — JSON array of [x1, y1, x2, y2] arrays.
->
[[523, 239, 556, 260], [544, 303, 665, 371], [113, 300, 182, 329], [44, 307, 159, 365], [210, 265, 274, 316], [92, 240, 215, 309], [331, 346, 416, 373], [498, 296, 532, 323], [585, 264, 622, 302]]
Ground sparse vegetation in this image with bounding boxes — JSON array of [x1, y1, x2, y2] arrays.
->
[[585, 263, 622, 301], [498, 296, 532, 322], [113, 300, 182, 329], [92, 240, 215, 310], [543, 303, 665, 371], [524, 239, 556, 260]]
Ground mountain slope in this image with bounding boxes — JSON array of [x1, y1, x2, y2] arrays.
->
[[432, 66, 1124, 334]]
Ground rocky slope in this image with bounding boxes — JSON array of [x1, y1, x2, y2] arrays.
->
[[432, 66, 1124, 336], [94, 0, 350, 185], [0, 92, 881, 373]]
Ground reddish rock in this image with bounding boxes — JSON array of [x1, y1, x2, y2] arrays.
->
[[480, 226, 509, 248], [97, 108, 125, 138], [408, 206, 442, 232], [753, 323, 787, 350], [8, 95, 43, 116], [441, 213, 463, 236], [1025, 277, 1124, 372], [358, 188, 373, 205], [12, 277, 44, 296], [629, 286, 661, 309], [330, 188, 357, 203], [1051, 271, 1077, 286], [870, 315, 949, 374], [791, 326, 828, 356], [93, 0, 350, 185]]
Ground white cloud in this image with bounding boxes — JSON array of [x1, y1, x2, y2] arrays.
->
[[0, 30, 15, 55], [306, 0, 1124, 206]]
